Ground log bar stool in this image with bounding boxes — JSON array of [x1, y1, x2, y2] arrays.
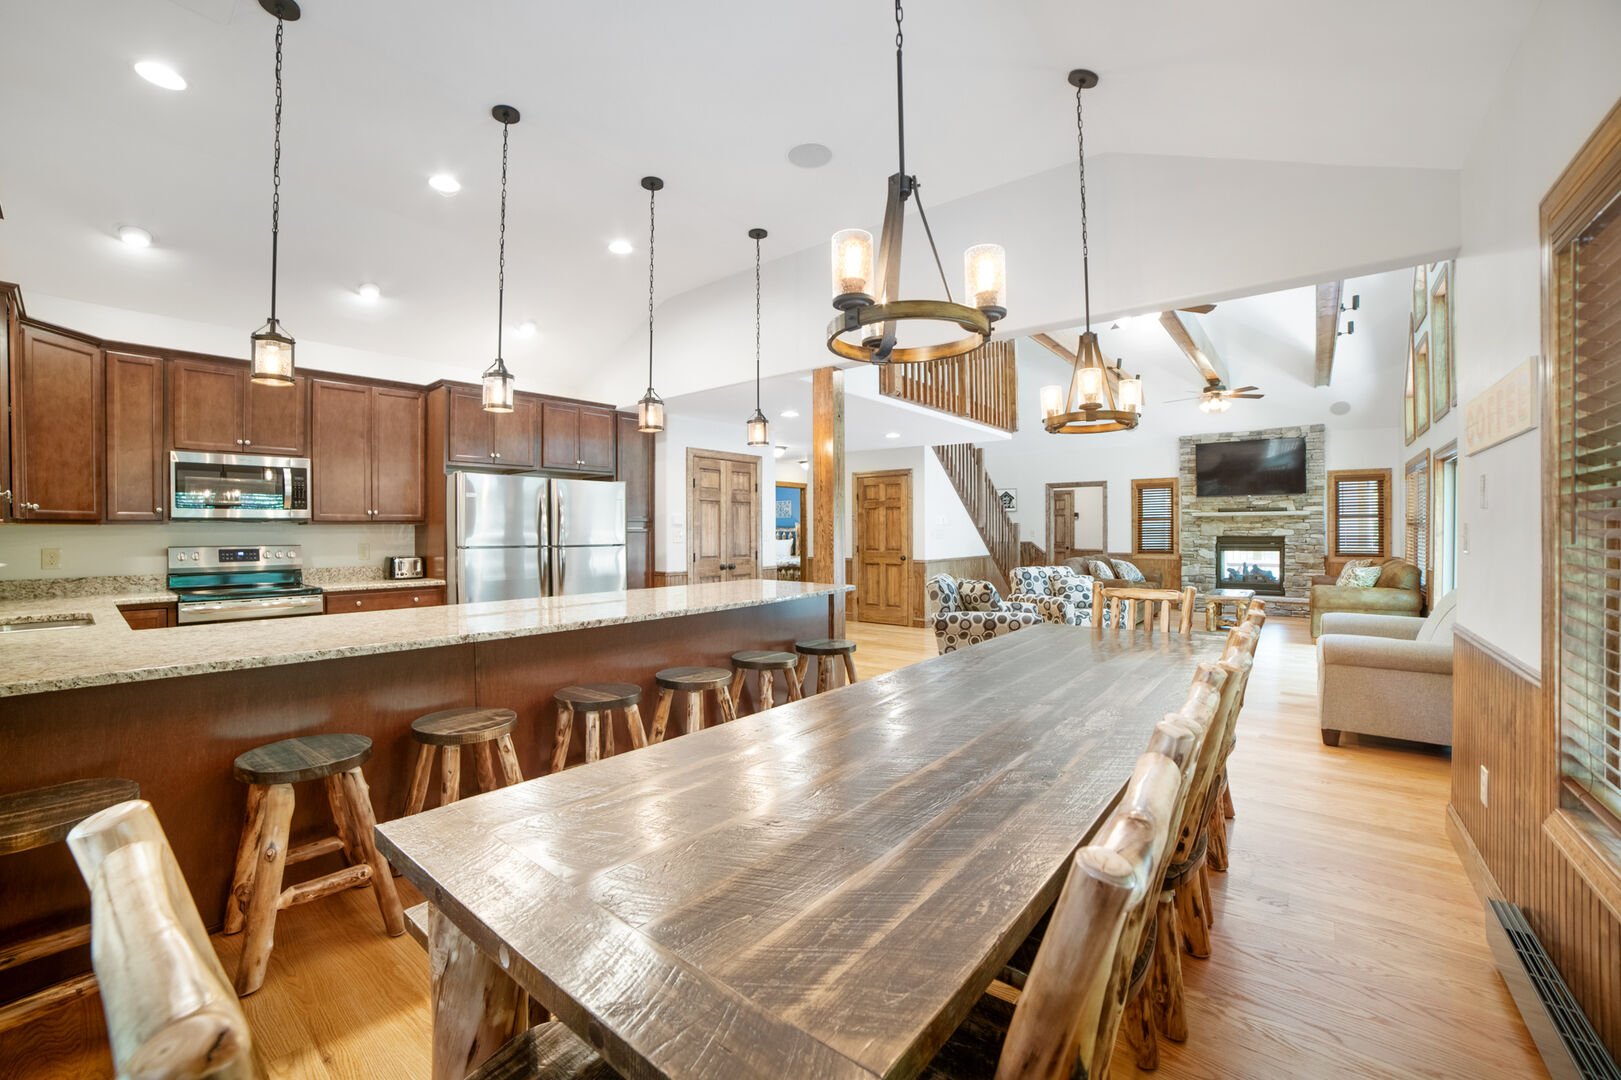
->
[[729, 650, 804, 715], [651, 667, 738, 743], [794, 638, 859, 694], [405, 707, 523, 815], [553, 685, 647, 770], [224, 733, 405, 995], [0, 777, 139, 1033]]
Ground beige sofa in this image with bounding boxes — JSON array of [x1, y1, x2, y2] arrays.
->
[[1308, 558, 1423, 637], [1317, 592, 1456, 748]]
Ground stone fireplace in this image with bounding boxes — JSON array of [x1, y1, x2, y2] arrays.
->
[[1215, 535, 1286, 596]]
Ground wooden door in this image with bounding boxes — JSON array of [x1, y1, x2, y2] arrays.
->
[[309, 379, 372, 522], [370, 387, 425, 522], [540, 400, 580, 470], [853, 470, 911, 625], [689, 454, 726, 584], [12, 326, 103, 521], [169, 357, 244, 453], [491, 395, 538, 470], [244, 375, 309, 455], [105, 351, 165, 522], [722, 458, 759, 580], [1052, 489, 1075, 562], [577, 405, 617, 473], [445, 385, 492, 465]]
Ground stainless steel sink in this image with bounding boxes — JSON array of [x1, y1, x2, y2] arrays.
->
[[0, 615, 94, 633]]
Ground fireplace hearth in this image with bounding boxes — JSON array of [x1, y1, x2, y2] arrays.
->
[[1215, 535, 1286, 596]]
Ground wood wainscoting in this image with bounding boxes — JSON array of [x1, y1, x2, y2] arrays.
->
[[1450, 627, 1621, 1057], [846, 555, 998, 627]]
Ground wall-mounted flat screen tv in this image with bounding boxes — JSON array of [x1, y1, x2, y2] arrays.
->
[[1195, 437, 1307, 497]]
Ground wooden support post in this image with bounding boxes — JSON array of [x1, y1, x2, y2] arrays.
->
[[811, 367, 846, 636]]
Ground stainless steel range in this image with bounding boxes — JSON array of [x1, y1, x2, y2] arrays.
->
[[167, 545, 324, 624]]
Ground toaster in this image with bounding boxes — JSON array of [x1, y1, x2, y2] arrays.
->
[[385, 556, 425, 580]]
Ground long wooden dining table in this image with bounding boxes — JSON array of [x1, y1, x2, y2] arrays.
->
[[377, 624, 1228, 1080]]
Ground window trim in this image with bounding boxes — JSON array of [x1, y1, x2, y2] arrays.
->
[[1432, 441, 1459, 597], [1403, 449, 1432, 589], [1326, 468, 1392, 560], [1131, 477, 1179, 557]]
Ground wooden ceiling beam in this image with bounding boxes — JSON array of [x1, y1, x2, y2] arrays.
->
[[1158, 310, 1227, 387], [1314, 281, 1342, 388]]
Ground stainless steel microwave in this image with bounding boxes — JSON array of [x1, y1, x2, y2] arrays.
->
[[169, 451, 311, 521]]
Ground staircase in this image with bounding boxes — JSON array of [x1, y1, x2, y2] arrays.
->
[[933, 444, 1020, 590]]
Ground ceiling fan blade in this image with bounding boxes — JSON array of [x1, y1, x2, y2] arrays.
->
[[1230, 393, 1266, 399], [1226, 385, 1260, 395], [1163, 395, 1203, 403], [1178, 303, 1217, 314]]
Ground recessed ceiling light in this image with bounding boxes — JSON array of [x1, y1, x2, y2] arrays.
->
[[608, 239, 634, 256], [885, 431, 901, 439], [117, 225, 153, 248], [1329, 401, 1352, 415], [780, 409, 799, 419], [428, 173, 462, 196], [134, 61, 186, 91], [788, 143, 833, 169], [356, 282, 381, 302], [516, 320, 538, 338]]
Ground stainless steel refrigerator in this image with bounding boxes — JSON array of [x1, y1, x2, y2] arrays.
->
[[447, 473, 627, 603]]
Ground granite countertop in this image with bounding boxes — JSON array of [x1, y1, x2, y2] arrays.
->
[[0, 580, 848, 698]]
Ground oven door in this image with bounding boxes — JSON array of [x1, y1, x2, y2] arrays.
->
[[176, 593, 325, 624], [170, 451, 311, 521]]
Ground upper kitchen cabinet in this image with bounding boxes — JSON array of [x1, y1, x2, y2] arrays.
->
[[170, 356, 308, 456], [444, 384, 538, 470], [105, 351, 166, 522], [11, 325, 104, 521], [541, 399, 616, 474], [310, 377, 425, 523]]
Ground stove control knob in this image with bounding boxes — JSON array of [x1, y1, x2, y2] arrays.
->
[[176, 552, 187, 562]]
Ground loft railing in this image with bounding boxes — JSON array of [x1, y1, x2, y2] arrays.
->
[[880, 340, 1017, 433]]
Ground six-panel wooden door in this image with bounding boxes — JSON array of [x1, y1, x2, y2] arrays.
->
[[687, 450, 759, 584], [853, 469, 911, 625]]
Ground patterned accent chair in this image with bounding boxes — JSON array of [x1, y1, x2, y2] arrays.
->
[[925, 574, 1041, 655], [1008, 565, 1109, 628]]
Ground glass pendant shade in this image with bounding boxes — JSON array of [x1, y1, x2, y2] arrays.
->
[[1117, 374, 1143, 414], [746, 409, 770, 447], [1039, 384, 1064, 420], [482, 359, 515, 412], [250, 321, 295, 385], [831, 229, 874, 307], [964, 244, 1007, 316], [637, 389, 665, 434], [1075, 363, 1104, 406]]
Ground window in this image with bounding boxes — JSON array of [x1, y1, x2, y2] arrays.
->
[[1433, 443, 1459, 597], [1404, 451, 1430, 587], [1327, 469, 1391, 559], [1132, 478, 1178, 555]]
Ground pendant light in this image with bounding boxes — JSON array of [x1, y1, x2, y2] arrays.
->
[[1039, 70, 1144, 434], [636, 176, 666, 433], [249, 0, 300, 386], [745, 228, 770, 446], [481, 105, 520, 412], [825, 0, 1007, 364]]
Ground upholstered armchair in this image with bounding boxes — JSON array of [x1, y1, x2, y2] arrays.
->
[[1008, 565, 1109, 628], [1317, 592, 1457, 747], [925, 574, 1041, 654], [1309, 558, 1424, 637]]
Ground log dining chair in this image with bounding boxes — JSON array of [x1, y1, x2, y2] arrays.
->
[[66, 799, 265, 1079], [1208, 601, 1266, 872]]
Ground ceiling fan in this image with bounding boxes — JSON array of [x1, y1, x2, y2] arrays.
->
[[1166, 379, 1266, 413]]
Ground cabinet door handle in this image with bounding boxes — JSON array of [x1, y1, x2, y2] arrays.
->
[[155, 506, 163, 514], [243, 439, 252, 447], [25, 502, 40, 511], [355, 599, 363, 607], [494, 452, 502, 459], [412, 596, 420, 603], [0, 489, 11, 503]]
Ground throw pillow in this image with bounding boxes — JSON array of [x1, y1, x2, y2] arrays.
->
[[1110, 558, 1147, 583], [959, 579, 1003, 612], [1347, 566, 1382, 588], [1335, 559, 1377, 586], [1086, 558, 1117, 580]]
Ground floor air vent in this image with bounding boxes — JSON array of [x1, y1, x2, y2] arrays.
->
[[1485, 899, 1621, 1080]]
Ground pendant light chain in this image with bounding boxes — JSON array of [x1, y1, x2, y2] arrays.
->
[[496, 118, 509, 361], [1075, 83, 1091, 333], [754, 234, 762, 410], [270, 16, 284, 324], [647, 185, 657, 389], [894, 0, 905, 179]]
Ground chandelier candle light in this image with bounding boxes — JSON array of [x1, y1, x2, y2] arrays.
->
[[637, 176, 666, 433], [746, 228, 770, 446], [481, 105, 520, 412], [249, 0, 300, 386], [1039, 70, 1144, 434], [825, 0, 1006, 364]]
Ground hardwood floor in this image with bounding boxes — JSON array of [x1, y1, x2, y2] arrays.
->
[[0, 616, 1545, 1078]]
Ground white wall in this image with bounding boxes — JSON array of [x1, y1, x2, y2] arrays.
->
[[1451, 0, 1621, 671], [0, 521, 413, 581], [652, 413, 776, 573]]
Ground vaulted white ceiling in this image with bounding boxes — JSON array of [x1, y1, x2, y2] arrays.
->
[[0, 0, 1534, 395]]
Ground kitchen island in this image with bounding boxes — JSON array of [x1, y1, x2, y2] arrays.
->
[[0, 580, 847, 995]]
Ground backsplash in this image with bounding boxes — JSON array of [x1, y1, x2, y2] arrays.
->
[[0, 522, 417, 581]]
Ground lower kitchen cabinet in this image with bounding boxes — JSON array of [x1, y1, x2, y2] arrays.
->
[[325, 586, 445, 614], [118, 602, 177, 629]]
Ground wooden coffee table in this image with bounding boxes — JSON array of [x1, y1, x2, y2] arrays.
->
[[1094, 584, 1198, 635], [1205, 587, 1257, 631]]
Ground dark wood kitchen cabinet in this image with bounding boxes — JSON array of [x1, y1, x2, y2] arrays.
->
[[616, 410, 654, 588], [10, 325, 103, 521], [445, 384, 538, 470], [170, 356, 308, 456], [105, 351, 166, 522], [310, 378, 424, 523], [542, 399, 616, 473]]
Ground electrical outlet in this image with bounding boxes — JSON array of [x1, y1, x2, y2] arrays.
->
[[359, 542, 371, 561], [40, 548, 61, 570], [1479, 765, 1489, 807]]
